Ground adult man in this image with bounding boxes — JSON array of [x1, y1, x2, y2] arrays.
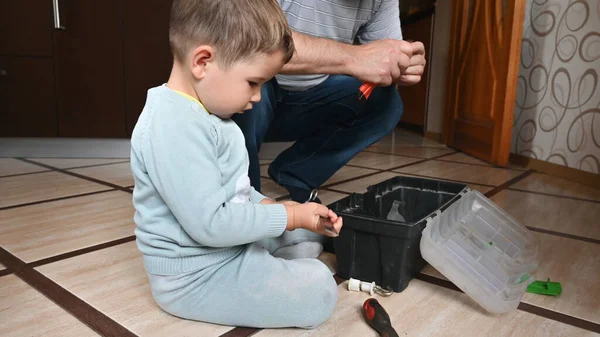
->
[[233, 0, 426, 202]]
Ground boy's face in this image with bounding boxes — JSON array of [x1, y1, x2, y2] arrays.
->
[[195, 50, 286, 119]]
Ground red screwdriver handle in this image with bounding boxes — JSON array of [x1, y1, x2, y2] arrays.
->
[[362, 298, 399, 337], [358, 82, 375, 100]]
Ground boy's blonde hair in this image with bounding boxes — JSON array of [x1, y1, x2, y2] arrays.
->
[[169, 0, 295, 68]]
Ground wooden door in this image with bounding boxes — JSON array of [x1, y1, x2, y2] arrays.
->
[[53, 0, 127, 137], [397, 11, 434, 130], [0, 0, 57, 137], [0, 57, 58, 137], [0, 0, 53, 57], [443, 0, 526, 166], [123, 0, 172, 136]]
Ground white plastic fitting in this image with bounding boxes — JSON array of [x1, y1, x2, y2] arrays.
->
[[348, 278, 375, 296]]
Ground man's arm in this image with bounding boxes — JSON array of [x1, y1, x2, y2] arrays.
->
[[279, 31, 355, 76], [281, 30, 413, 87]]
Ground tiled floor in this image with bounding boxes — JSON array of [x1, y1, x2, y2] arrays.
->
[[1, 129, 599, 337]]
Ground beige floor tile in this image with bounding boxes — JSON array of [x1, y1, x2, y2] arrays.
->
[[260, 181, 346, 205], [509, 163, 528, 171], [317, 252, 337, 275], [333, 172, 399, 193], [0, 158, 48, 177], [422, 232, 600, 325], [333, 172, 493, 195], [260, 159, 272, 165], [261, 178, 288, 199], [348, 152, 422, 170], [70, 162, 133, 187], [0, 191, 135, 262], [255, 279, 595, 337], [262, 164, 378, 187], [368, 146, 455, 158], [0, 275, 99, 337], [437, 152, 493, 166], [0, 171, 110, 208], [491, 190, 600, 240], [319, 190, 348, 206], [374, 131, 447, 148], [0, 262, 5, 271], [260, 164, 270, 178], [524, 233, 600, 323], [30, 158, 128, 169], [394, 160, 522, 186], [37, 242, 234, 337], [324, 166, 378, 186], [510, 173, 600, 201]]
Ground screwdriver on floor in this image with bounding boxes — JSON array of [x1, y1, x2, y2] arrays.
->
[[363, 298, 399, 337]]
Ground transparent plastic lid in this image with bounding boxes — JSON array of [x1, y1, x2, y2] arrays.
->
[[420, 190, 539, 313]]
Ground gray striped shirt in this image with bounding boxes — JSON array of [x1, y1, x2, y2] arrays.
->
[[276, 0, 402, 91]]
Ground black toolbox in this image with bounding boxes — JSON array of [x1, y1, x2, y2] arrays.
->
[[331, 175, 468, 292]]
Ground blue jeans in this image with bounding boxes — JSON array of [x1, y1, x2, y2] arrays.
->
[[232, 75, 403, 193]]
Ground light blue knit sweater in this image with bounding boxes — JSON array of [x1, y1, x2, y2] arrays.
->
[[130, 84, 288, 275]]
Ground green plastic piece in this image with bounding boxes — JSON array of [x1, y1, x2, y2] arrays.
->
[[526, 278, 562, 296]]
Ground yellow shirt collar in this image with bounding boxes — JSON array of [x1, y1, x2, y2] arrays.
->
[[172, 89, 209, 112]]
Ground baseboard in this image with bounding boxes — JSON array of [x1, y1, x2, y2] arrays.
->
[[0, 138, 131, 158], [510, 153, 599, 189], [424, 131, 443, 143], [397, 122, 425, 134]]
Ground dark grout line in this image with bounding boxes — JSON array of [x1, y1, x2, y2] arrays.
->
[[0, 189, 117, 212], [321, 170, 387, 190], [218, 327, 261, 337], [28, 236, 137, 268], [0, 169, 53, 179], [323, 187, 352, 195], [0, 247, 138, 337], [526, 227, 600, 245], [434, 158, 495, 168], [274, 194, 290, 201], [508, 188, 600, 205], [344, 163, 383, 170], [518, 302, 600, 334], [433, 156, 526, 172], [386, 171, 497, 188], [321, 156, 441, 190], [63, 160, 130, 171], [415, 273, 461, 292], [0, 268, 13, 277], [415, 273, 600, 334], [484, 170, 535, 198], [363, 149, 436, 160], [363, 148, 457, 159], [18, 158, 133, 194]]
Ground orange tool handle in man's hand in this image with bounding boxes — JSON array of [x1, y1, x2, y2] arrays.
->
[[358, 82, 375, 100]]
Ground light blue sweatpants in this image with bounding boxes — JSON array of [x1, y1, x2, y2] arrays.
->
[[146, 229, 338, 328]]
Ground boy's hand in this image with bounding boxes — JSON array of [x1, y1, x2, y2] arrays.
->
[[286, 202, 343, 237]]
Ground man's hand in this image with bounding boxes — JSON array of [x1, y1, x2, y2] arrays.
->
[[397, 41, 426, 86], [351, 39, 412, 86], [351, 39, 425, 87]]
